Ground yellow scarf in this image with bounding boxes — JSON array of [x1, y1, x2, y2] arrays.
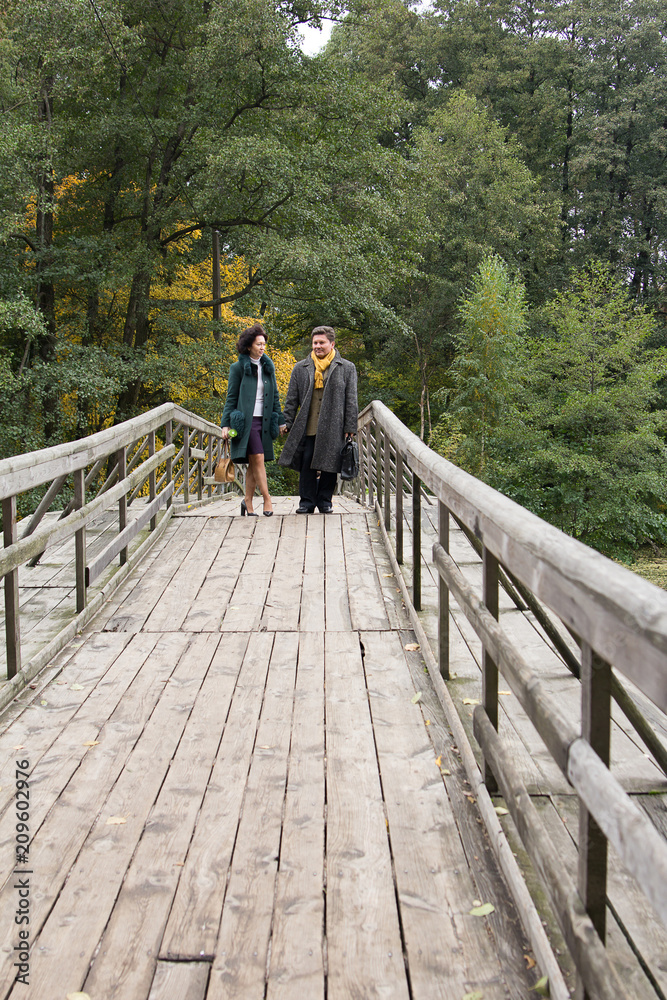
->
[[311, 348, 336, 388]]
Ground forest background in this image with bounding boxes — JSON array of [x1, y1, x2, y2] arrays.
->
[[2, 0, 667, 567]]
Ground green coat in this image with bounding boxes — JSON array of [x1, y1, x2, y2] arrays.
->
[[221, 353, 283, 462]]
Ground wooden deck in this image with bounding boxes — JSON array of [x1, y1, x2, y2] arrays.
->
[[0, 496, 543, 1000], [395, 495, 667, 1000]]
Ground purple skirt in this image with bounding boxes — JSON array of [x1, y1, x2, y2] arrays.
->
[[246, 416, 264, 457]]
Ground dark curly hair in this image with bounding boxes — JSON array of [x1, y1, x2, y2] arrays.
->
[[236, 323, 267, 355]]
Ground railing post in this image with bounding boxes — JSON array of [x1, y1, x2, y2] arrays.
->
[[358, 426, 366, 504], [578, 640, 611, 1000], [148, 430, 156, 530], [207, 434, 213, 498], [395, 452, 403, 565], [366, 424, 374, 509], [412, 471, 421, 611], [375, 427, 383, 509], [482, 546, 499, 792], [74, 468, 86, 611], [3, 495, 21, 679], [197, 431, 204, 500], [117, 446, 127, 565], [183, 427, 190, 504], [165, 420, 173, 508], [438, 501, 450, 679], [383, 437, 391, 531]]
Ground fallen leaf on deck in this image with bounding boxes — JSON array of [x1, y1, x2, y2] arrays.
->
[[83, 741, 100, 747], [411, 691, 422, 704], [383, 573, 394, 578], [524, 955, 536, 970], [70, 684, 84, 691], [67, 993, 92, 1000], [462, 992, 484, 1000], [440, 768, 451, 775], [495, 806, 509, 816], [404, 643, 420, 651], [13, 745, 25, 751], [435, 756, 442, 767], [463, 698, 479, 705], [466, 795, 476, 804], [531, 976, 549, 995], [469, 902, 495, 917], [499, 690, 512, 696], [40, 700, 48, 706], [106, 816, 126, 825], [425, 719, 431, 726]]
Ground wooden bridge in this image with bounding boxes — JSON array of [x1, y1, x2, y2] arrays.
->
[[0, 402, 666, 1000]]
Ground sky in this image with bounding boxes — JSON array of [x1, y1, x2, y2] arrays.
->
[[299, 18, 336, 55]]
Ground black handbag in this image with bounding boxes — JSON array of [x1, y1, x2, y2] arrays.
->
[[340, 438, 359, 481]]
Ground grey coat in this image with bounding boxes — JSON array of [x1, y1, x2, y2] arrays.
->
[[279, 351, 358, 473]]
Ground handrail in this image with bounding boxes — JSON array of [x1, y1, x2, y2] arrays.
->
[[357, 399, 667, 1000], [0, 403, 234, 701]]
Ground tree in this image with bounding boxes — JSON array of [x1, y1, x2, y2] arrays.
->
[[430, 253, 527, 473], [0, 0, 410, 446], [492, 263, 667, 558]]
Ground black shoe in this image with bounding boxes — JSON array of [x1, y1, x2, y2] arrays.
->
[[263, 510, 274, 517], [241, 500, 258, 516], [296, 504, 315, 514], [318, 504, 334, 514]]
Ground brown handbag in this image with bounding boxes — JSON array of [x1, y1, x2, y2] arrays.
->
[[214, 440, 236, 483]]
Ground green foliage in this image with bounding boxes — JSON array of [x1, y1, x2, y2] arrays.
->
[[430, 254, 527, 473], [490, 265, 667, 558]]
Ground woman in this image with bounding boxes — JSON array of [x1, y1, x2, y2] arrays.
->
[[221, 323, 286, 516]]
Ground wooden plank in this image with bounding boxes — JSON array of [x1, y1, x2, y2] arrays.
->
[[148, 961, 210, 1000], [299, 515, 325, 632], [82, 633, 229, 999], [341, 514, 390, 630], [361, 630, 510, 999], [266, 631, 325, 1000], [3, 495, 21, 677], [360, 401, 667, 714], [143, 519, 221, 631], [0, 631, 189, 997], [543, 794, 664, 1000], [101, 518, 205, 633], [207, 632, 299, 999], [219, 519, 281, 632], [86, 481, 173, 585], [324, 630, 410, 1000], [0, 631, 133, 822], [22, 632, 205, 999], [260, 516, 306, 632], [160, 631, 272, 958], [397, 633, 546, 1000], [323, 517, 352, 631], [179, 518, 244, 631]]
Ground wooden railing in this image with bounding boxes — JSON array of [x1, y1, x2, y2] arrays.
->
[[0, 403, 235, 703], [357, 400, 667, 1000]]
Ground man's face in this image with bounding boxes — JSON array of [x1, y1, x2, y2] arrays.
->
[[312, 334, 333, 358]]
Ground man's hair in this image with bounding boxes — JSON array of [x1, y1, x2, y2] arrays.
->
[[311, 325, 335, 343], [236, 323, 267, 354]]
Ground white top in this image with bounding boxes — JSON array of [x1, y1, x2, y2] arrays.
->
[[251, 357, 264, 417]]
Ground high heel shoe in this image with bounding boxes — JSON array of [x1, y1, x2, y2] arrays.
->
[[241, 500, 258, 517], [263, 510, 274, 517]]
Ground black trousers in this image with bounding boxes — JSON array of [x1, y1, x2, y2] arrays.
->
[[299, 435, 337, 510]]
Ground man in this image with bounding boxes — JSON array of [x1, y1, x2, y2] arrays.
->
[[279, 326, 358, 513]]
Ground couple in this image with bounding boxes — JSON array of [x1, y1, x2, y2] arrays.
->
[[220, 324, 358, 515]]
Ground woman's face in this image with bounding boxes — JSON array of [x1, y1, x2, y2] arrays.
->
[[249, 335, 266, 360]]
